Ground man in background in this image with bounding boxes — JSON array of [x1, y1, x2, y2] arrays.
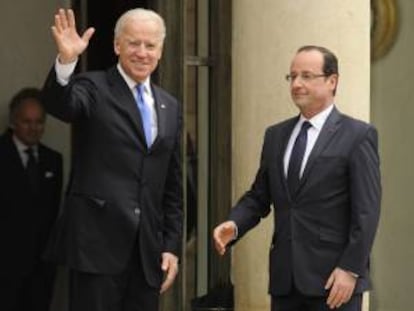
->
[[0, 87, 63, 311]]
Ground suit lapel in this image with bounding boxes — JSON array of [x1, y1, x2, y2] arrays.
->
[[37, 145, 51, 186], [107, 67, 148, 150], [2, 133, 27, 184], [299, 107, 342, 190], [150, 84, 167, 150]]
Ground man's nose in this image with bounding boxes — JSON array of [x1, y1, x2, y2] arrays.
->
[[291, 76, 304, 88], [134, 44, 148, 56]]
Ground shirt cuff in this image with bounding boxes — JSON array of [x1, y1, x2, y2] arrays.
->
[[348, 271, 359, 278], [233, 221, 238, 240], [55, 56, 78, 86]]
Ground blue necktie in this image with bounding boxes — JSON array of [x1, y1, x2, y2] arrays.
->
[[287, 121, 311, 196], [136, 84, 152, 147]]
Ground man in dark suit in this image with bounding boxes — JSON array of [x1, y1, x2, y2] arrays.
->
[[0, 88, 63, 311], [42, 8, 183, 311], [213, 46, 381, 311]]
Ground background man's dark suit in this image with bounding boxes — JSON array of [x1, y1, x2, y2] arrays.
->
[[0, 131, 63, 310], [42, 65, 183, 289], [229, 107, 380, 296]]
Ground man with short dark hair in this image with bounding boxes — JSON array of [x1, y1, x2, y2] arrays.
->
[[214, 46, 381, 311], [0, 87, 63, 311]]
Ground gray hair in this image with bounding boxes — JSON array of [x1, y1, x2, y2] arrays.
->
[[114, 8, 166, 42]]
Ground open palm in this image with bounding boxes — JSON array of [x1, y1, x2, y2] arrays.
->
[[52, 9, 95, 63]]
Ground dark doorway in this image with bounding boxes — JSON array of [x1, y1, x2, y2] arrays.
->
[[73, 0, 149, 71]]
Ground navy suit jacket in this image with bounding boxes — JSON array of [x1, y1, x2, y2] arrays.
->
[[0, 132, 62, 276], [42, 66, 183, 288], [229, 107, 381, 296]]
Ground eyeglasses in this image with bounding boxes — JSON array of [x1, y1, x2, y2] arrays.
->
[[285, 72, 327, 83]]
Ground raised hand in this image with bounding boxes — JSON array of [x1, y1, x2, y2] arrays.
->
[[52, 9, 95, 63], [213, 221, 237, 256]]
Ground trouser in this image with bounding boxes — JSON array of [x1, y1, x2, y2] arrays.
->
[[271, 285, 362, 311], [0, 261, 56, 311], [69, 244, 159, 311]]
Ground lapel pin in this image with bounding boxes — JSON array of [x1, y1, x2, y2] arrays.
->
[[161, 104, 166, 109], [45, 171, 54, 178]]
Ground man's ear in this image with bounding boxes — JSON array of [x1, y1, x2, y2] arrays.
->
[[8, 118, 15, 129], [329, 74, 339, 90], [114, 39, 120, 56]]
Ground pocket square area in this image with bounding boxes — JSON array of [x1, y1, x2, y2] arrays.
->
[[45, 171, 54, 178]]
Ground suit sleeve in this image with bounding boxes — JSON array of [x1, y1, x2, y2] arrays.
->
[[229, 129, 273, 241], [42, 66, 94, 122], [339, 126, 381, 276]]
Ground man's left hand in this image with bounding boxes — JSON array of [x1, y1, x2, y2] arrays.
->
[[160, 252, 179, 293], [325, 267, 357, 309]]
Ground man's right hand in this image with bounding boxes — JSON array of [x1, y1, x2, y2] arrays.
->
[[52, 9, 95, 64], [213, 221, 236, 256]]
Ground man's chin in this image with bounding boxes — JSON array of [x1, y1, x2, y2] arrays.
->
[[131, 71, 150, 82], [22, 137, 40, 146], [293, 100, 308, 109]]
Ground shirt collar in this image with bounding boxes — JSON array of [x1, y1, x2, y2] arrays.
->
[[12, 134, 38, 155], [116, 63, 151, 94], [299, 104, 334, 131]]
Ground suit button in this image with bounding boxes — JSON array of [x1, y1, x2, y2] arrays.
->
[[134, 208, 141, 215]]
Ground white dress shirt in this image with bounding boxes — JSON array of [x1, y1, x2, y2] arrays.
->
[[12, 135, 38, 168], [283, 104, 334, 177], [54, 58, 158, 144], [116, 64, 158, 144]]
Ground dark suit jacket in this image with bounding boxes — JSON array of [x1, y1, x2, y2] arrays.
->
[[229, 107, 381, 297], [42, 66, 183, 288], [0, 132, 63, 277]]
